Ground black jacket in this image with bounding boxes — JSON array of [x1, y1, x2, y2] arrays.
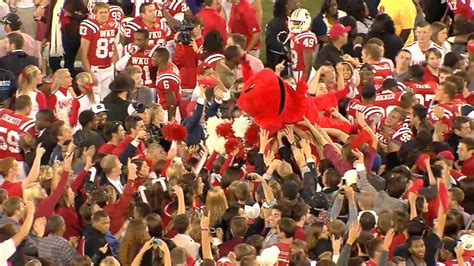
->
[[103, 96, 132, 123], [99, 175, 127, 198], [265, 16, 288, 70], [0, 51, 39, 79]]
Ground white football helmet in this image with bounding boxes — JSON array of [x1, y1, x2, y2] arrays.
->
[[288, 8, 311, 34], [120, 17, 134, 38]]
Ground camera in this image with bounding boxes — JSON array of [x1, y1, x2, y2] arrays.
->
[[177, 20, 195, 45]]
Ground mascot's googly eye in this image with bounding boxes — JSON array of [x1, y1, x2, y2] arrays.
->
[[244, 83, 256, 93]]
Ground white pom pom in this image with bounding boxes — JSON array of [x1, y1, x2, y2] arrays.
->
[[232, 116, 251, 138], [205, 135, 227, 154], [206, 117, 224, 137]]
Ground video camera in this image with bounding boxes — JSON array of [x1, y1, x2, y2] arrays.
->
[[177, 20, 195, 45]]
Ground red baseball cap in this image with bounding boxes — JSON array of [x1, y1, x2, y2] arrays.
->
[[196, 62, 212, 75], [329, 23, 352, 40], [437, 150, 455, 161]]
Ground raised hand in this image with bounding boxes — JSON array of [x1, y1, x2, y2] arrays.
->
[[351, 148, 364, 164], [33, 217, 46, 237], [347, 221, 362, 245], [263, 150, 275, 167], [383, 228, 395, 251], [127, 158, 138, 180], [35, 143, 46, 157], [283, 126, 296, 144], [259, 129, 271, 151]]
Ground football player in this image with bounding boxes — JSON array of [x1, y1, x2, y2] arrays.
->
[[288, 8, 317, 83]]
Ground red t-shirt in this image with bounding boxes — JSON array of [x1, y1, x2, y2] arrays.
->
[[229, 0, 261, 50], [196, 7, 228, 41], [423, 67, 439, 84], [293, 226, 307, 241], [0, 180, 22, 198], [274, 242, 292, 266]]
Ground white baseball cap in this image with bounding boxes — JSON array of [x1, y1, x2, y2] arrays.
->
[[91, 104, 109, 114]]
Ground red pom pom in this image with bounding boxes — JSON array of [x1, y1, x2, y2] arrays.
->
[[162, 123, 187, 142], [225, 138, 243, 156], [244, 123, 260, 147], [216, 122, 234, 138]]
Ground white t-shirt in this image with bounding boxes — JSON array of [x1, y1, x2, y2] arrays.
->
[[0, 238, 16, 266], [404, 41, 445, 66]]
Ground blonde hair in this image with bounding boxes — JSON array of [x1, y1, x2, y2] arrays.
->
[[51, 69, 70, 93], [76, 72, 96, 103], [100, 256, 120, 266], [38, 165, 54, 183], [93, 2, 109, 13], [205, 187, 228, 227], [125, 66, 142, 76], [23, 182, 43, 203], [166, 161, 186, 185], [146, 104, 164, 125], [17, 65, 40, 95], [100, 155, 119, 175]]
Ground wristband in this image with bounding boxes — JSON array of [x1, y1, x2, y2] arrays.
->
[[263, 173, 272, 181]]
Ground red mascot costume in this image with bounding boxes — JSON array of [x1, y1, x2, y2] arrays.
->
[[237, 68, 353, 134]]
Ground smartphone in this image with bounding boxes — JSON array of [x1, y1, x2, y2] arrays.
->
[[152, 238, 161, 246], [246, 174, 257, 181], [342, 179, 347, 186]]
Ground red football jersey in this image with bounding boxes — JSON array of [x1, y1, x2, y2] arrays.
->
[[447, 0, 473, 19], [109, 5, 125, 24], [402, 81, 437, 108], [389, 124, 413, 145], [126, 43, 160, 86], [203, 53, 225, 69], [346, 99, 385, 130], [371, 61, 394, 93], [274, 242, 291, 266], [428, 102, 459, 128], [0, 109, 36, 161], [164, 0, 189, 18], [79, 18, 118, 67], [290, 31, 317, 72], [156, 69, 181, 109], [374, 91, 405, 116], [125, 17, 169, 47]]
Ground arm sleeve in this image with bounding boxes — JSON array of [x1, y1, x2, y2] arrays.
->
[[184, 100, 205, 131], [254, 153, 266, 175], [300, 161, 318, 203], [69, 98, 80, 127], [355, 166, 378, 194], [36, 92, 47, 110], [35, 170, 69, 218], [47, 94, 57, 111], [71, 169, 88, 193], [336, 244, 352, 266], [205, 101, 221, 119]]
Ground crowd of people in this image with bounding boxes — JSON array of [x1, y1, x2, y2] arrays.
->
[[0, 0, 473, 265]]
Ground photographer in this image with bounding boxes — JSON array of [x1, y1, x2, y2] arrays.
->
[[173, 16, 204, 119]]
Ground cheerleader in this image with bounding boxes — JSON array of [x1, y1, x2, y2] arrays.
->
[[16, 65, 47, 119]]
